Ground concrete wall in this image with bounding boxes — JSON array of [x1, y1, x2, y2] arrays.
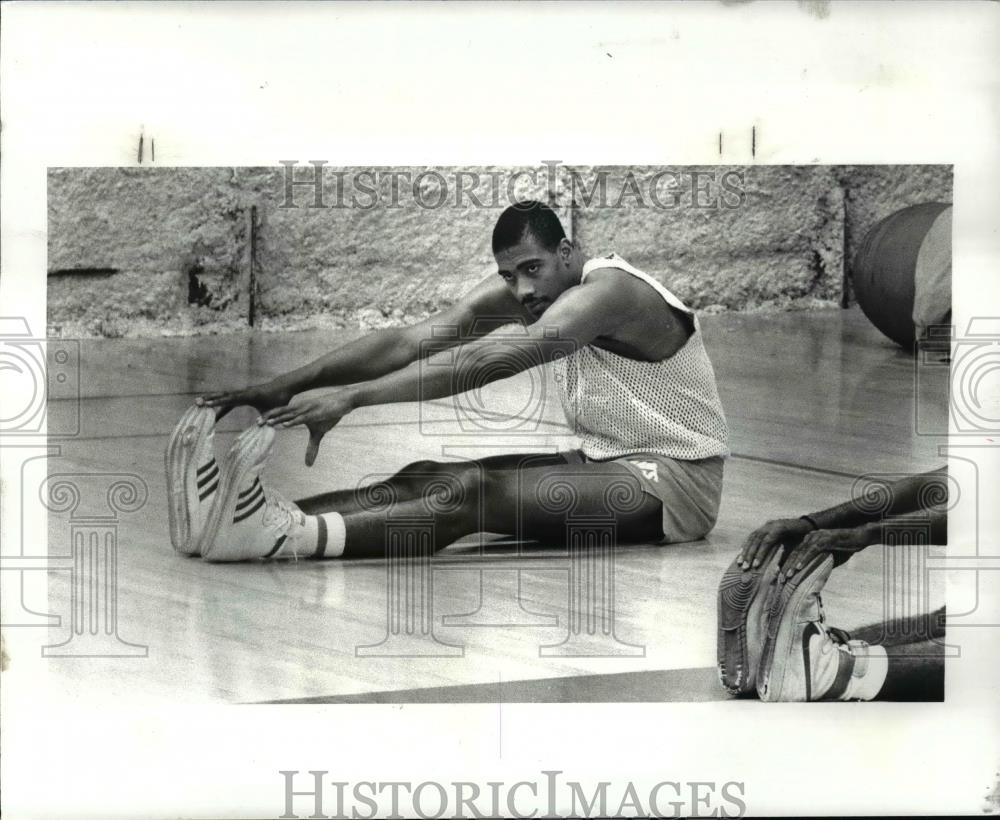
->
[[47, 164, 952, 337]]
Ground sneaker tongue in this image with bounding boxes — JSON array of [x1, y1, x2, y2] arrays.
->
[[262, 491, 303, 530], [827, 626, 852, 645]]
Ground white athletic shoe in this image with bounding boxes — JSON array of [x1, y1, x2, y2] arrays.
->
[[757, 554, 882, 701], [197, 423, 308, 562], [165, 404, 220, 555]]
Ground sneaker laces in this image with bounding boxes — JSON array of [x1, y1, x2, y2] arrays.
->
[[812, 594, 855, 650], [812, 597, 853, 658], [262, 491, 306, 561]]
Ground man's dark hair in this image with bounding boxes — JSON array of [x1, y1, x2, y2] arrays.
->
[[492, 200, 566, 254]]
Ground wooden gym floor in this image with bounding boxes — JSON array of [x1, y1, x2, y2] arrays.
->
[[35, 307, 948, 704]]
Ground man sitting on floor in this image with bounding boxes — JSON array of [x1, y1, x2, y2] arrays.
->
[[167, 200, 729, 561], [717, 468, 947, 701]]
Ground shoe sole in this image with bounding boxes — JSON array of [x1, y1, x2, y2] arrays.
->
[[197, 423, 274, 562], [717, 549, 781, 696], [757, 553, 834, 702], [165, 404, 216, 555]]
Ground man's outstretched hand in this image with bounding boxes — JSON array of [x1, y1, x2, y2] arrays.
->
[[736, 517, 815, 570], [197, 382, 295, 420], [737, 516, 875, 578], [260, 389, 356, 467], [779, 526, 874, 579]]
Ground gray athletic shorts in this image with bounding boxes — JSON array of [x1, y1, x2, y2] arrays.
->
[[561, 450, 725, 544]]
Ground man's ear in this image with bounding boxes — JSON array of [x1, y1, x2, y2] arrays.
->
[[559, 236, 574, 261]]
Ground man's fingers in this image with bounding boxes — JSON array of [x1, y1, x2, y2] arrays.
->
[[784, 539, 820, 580], [793, 550, 818, 578], [781, 547, 802, 579], [194, 392, 235, 418], [751, 535, 780, 569], [261, 406, 298, 425], [199, 391, 236, 406], [304, 428, 324, 467], [745, 533, 775, 570], [739, 532, 763, 569]]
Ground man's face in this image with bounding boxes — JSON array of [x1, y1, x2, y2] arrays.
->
[[494, 232, 578, 319]]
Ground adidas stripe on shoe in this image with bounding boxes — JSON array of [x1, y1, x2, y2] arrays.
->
[[197, 423, 310, 563]]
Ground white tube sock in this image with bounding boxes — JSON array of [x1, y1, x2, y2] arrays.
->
[[849, 643, 889, 701], [279, 511, 347, 559], [318, 512, 347, 558]]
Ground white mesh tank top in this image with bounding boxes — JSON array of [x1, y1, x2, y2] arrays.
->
[[552, 254, 729, 461]]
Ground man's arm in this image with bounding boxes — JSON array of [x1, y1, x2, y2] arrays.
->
[[345, 274, 628, 408], [779, 505, 947, 579], [259, 274, 632, 464], [805, 467, 949, 530], [738, 467, 949, 571], [199, 274, 522, 416]]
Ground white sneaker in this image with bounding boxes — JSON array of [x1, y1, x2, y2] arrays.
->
[[758, 554, 883, 701], [197, 423, 308, 562], [165, 404, 219, 555]]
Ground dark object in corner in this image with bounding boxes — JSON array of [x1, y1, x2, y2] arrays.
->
[[186, 262, 213, 308], [48, 267, 119, 277]]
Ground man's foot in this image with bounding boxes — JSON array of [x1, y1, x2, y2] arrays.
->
[[717, 547, 783, 695], [757, 553, 885, 701], [165, 404, 219, 555], [197, 423, 310, 562]]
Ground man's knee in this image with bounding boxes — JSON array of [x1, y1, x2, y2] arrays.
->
[[398, 459, 481, 489], [395, 459, 447, 479], [393, 460, 483, 517]]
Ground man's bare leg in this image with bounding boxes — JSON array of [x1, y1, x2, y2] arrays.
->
[[294, 452, 575, 517], [331, 460, 664, 558], [197, 426, 664, 561], [846, 606, 946, 701], [873, 640, 944, 701]]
